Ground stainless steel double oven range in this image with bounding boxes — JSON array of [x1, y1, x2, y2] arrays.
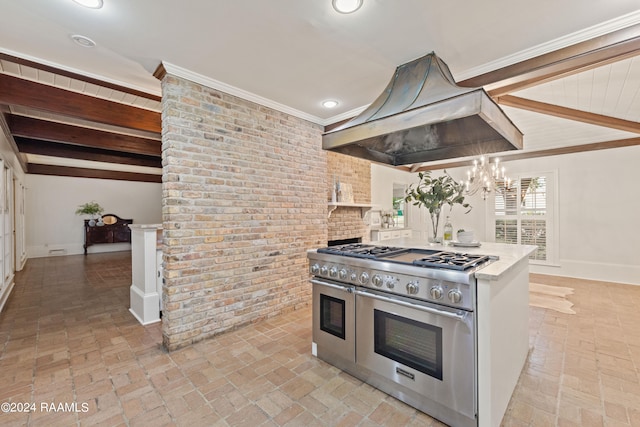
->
[[308, 244, 494, 427]]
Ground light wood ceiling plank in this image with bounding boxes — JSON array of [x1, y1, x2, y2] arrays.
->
[[0, 52, 161, 102], [497, 95, 640, 133], [617, 57, 640, 117]]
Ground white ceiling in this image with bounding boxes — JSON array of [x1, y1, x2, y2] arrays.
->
[[1, 0, 640, 163]]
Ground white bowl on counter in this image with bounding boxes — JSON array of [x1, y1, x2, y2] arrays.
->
[[457, 231, 475, 243]]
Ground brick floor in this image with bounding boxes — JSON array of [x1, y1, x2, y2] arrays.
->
[[1, 252, 639, 426]]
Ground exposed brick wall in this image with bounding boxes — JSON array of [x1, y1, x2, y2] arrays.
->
[[160, 74, 326, 350], [327, 152, 371, 243], [327, 152, 371, 203], [327, 207, 369, 242]]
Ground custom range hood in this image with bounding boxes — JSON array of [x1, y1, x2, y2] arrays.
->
[[323, 52, 523, 166]]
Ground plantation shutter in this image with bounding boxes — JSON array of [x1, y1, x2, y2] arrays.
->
[[494, 175, 549, 261]]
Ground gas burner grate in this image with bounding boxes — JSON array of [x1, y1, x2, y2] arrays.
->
[[317, 243, 375, 255], [413, 252, 490, 270], [317, 244, 407, 259], [356, 246, 407, 258]]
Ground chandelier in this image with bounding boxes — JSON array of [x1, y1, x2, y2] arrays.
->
[[462, 156, 512, 200]]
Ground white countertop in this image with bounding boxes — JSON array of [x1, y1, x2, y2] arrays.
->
[[370, 227, 410, 231], [128, 224, 162, 229], [380, 237, 537, 281]]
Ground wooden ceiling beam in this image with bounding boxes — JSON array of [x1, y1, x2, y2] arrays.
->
[[0, 112, 28, 171], [27, 164, 162, 183], [8, 115, 160, 156], [406, 137, 640, 172], [15, 137, 161, 168], [0, 74, 161, 133], [458, 23, 640, 97], [497, 95, 640, 133]]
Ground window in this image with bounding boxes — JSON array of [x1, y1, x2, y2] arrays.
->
[[493, 171, 557, 264], [392, 183, 407, 228]]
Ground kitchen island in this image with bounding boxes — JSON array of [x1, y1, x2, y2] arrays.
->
[[383, 238, 536, 427]]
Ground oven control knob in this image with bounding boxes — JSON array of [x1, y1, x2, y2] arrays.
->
[[350, 272, 358, 282], [384, 277, 395, 289], [406, 281, 419, 295], [329, 267, 338, 278], [320, 265, 329, 276], [448, 289, 463, 304], [310, 264, 320, 275], [429, 286, 443, 300], [339, 269, 348, 280], [359, 272, 370, 284], [371, 274, 383, 287]]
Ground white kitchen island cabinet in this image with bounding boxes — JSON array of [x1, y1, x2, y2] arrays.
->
[[384, 238, 536, 427]]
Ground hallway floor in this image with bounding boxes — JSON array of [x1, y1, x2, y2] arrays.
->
[[0, 252, 639, 426]]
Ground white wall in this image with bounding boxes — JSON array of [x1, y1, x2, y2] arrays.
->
[[371, 164, 415, 209], [26, 175, 162, 257], [371, 145, 640, 285], [495, 146, 639, 285]]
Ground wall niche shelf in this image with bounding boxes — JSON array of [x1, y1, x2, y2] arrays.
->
[[327, 202, 373, 218]]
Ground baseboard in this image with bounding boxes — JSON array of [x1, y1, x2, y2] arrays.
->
[[0, 280, 15, 314], [27, 243, 132, 258], [530, 259, 639, 286]]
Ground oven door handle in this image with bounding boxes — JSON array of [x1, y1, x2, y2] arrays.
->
[[354, 289, 468, 322], [310, 278, 354, 293]]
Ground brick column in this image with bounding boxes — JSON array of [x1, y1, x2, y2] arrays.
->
[[159, 74, 326, 350]]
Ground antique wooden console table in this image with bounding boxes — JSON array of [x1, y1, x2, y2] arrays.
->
[[83, 214, 133, 255]]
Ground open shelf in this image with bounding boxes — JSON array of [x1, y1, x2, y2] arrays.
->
[[327, 202, 373, 218]]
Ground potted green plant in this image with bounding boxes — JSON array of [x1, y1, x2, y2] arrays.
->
[[404, 171, 471, 243], [75, 201, 104, 226]]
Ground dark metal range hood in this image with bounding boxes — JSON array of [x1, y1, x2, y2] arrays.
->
[[322, 52, 523, 166]]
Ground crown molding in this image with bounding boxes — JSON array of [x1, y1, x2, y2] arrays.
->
[[321, 105, 368, 127], [455, 9, 640, 81], [161, 61, 327, 125]]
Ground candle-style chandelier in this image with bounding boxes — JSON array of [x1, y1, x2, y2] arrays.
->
[[462, 156, 512, 200]]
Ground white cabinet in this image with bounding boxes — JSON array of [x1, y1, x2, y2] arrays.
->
[[371, 229, 412, 242]]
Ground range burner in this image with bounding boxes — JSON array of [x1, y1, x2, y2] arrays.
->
[[318, 244, 406, 259], [413, 252, 490, 271], [317, 243, 373, 255], [317, 245, 493, 271]]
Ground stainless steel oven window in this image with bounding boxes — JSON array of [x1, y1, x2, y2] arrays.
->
[[373, 309, 443, 380], [320, 294, 346, 339]]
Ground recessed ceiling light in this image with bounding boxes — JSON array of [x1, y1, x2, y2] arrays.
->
[[72, 0, 104, 8], [322, 100, 339, 109], [332, 0, 363, 14], [71, 34, 96, 48]]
